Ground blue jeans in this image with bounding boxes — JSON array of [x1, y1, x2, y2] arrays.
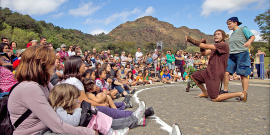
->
[[0, 92, 9, 98], [255, 64, 260, 77], [167, 63, 175, 69], [226, 51, 251, 76]]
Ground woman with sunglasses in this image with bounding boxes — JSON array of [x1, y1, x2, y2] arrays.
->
[[166, 50, 175, 70]]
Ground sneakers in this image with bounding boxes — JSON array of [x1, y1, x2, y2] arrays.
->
[[149, 80, 153, 84], [107, 127, 129, 135], [220, 90, 228, 94], [170, 82, 174, 84], [145, 107, 155, 118], [133, 101, 146, 126], [123, 95, 133, 108], [130, 88, 136, 94], [170, 124, 181, 135]]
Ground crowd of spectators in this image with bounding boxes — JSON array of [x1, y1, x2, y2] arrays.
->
[[0, 36, 184, 135]]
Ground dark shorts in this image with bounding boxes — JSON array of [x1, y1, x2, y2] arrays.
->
[[226, 51, 251, 76], [191, 70, 221, 99]]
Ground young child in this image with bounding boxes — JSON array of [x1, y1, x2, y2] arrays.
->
[[162, 70, 174, 84], [82, 78, 127, 110], [95, 69, 118, 99], [150, 68, 160, 82], [126, 71, 137, 86], [49, 83, 138, 135], [169, 69, 181, 82], [143, 68, 153, 84], [160, 66, 166, 76], [91, 54, 96, 68], [136, 71, 145, 85], [183, 68, 188, 82]]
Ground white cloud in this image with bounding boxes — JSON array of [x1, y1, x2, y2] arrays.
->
[[227, 30, 262, 42], [201, 0, 260, 16], [90, 29, 109, 35], [1, 0, 67, 15], [250, 30, 263, 41], [68, 2, 102, 17], [84, 8, 141, 25], [138, 6, 155, 18], [52, 12, 63, 18]]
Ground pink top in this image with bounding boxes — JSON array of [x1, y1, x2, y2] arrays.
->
[[0, 66, 18, 92], [8, 81, 95, 135]]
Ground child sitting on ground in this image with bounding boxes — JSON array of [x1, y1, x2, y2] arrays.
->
[[162, 70, 174, 84], [126, 71, 137, 86], [82, 78, 127, 110], [169, 69, 181, 82], [149, 68, 160, 82], [143, 67, 153, 84], [136, 71, 145, 85], [49, 83, 129, 135]]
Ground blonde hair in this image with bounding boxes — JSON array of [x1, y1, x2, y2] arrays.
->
[[49, 83, 81, 114]]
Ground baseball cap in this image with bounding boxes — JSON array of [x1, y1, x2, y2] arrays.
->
[[60, 44, 66, 48], [227, 17, 242, 26]]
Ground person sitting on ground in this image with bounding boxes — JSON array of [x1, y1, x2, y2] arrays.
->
[[170, 69, 181, 82], [0, 52, 18, 98], [82, 78, 127, 110], [114, 69, 135, 94], [126, 71, 138, 86], [160, 66, 166, 76], [174, 67, 183, 82], [133, 64, 139, 77], [143, 67, 153, 84], [96, 68, 119, 99], [8, 45, 96, 134], [58, 56, 149, 122], [49, 83, 142, 135], [149, 68, 160, 82], [0, 43, 12, 66], [119, 65, 127, 79], [186, 29, 247, 102], [136, 71, 145, 85], [162, 70, 174, 84]]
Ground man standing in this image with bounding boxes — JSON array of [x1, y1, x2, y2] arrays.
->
[[255, 49, 266, 78], [222, 17, 255, 94], [39, 36, 46, 45], [93, 48, 97, 55], [47, 43, 53, 50], [31, 40, 38, 46], [135, 47, 143, 63], [186, 29, 247, 102], [152, 49, 158, 73], [120, 51, 127, 67]]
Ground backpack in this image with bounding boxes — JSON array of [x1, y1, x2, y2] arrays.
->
[[0, 82, 32, 135]]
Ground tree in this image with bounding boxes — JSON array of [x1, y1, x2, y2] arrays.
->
[[254, 9, 270, 45]]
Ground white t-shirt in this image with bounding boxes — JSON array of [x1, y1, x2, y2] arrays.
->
[[59, 77, 84, 91], [135, 52, 143, 60], [121, 55, 127, 66]]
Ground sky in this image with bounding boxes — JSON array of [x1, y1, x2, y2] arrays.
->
[[1, 0, 269, 41]]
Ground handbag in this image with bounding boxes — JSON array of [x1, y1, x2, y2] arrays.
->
[[78, 100, 97, 127]]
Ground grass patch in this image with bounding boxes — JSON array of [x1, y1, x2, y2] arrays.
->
[[265, 57, 269, 69]]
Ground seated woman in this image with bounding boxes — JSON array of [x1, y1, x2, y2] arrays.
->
[[82, 78, 126, 110], [0, 52, 18, 98], [169, 69, 181, 82], [8, 45, 96, 134], [126, 71, 137, 86], [0, 43, 13, 66]]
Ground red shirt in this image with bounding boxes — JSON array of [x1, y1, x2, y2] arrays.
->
[[26, 43, 32, 48]]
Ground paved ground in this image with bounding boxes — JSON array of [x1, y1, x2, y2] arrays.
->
[[114, 79, 270, 135]]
